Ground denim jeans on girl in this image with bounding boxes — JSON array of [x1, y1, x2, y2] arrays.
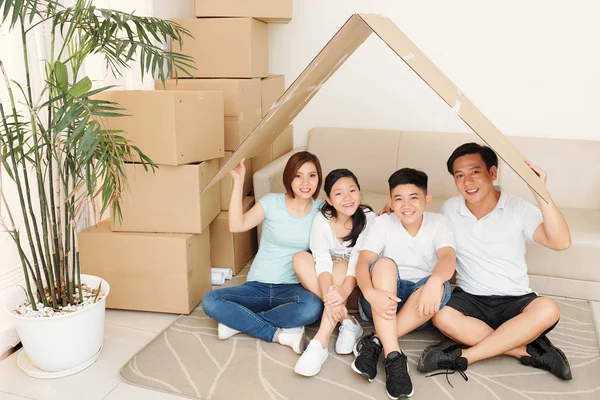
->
[[202, 281, 323, 342]]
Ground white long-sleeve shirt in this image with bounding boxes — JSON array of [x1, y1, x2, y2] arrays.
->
[[309, 209, 375, 277]]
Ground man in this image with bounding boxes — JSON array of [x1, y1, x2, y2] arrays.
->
[[418, 142, 572, 381]]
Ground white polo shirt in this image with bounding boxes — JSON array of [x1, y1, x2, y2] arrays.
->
[[361, 212, 455, 283], [441, 190, 543, 296], [310, 209, 376, 277]]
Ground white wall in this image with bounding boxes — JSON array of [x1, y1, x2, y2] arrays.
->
[[268, 0, 600, 147]]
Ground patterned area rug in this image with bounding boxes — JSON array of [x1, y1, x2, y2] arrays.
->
[[121, 267, 600, 400]]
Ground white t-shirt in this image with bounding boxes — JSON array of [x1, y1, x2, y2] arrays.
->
[[361, 212, 455, 283], [441, 190, 543, 296], [310, 209, 375, 277]]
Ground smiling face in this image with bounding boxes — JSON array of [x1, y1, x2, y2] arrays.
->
[[291, 162, 320, 200], [326, 176, 361, 219], [390, 184, 431, 226], [452, 153, 498, 205]]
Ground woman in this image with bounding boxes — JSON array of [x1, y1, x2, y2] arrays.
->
[[202, 151, 325, 354], [292, 168, 375, 376]]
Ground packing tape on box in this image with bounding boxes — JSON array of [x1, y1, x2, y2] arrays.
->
[[452, 89, 463, 113], [402, 53, 415, 61], [211, 268, 233, 280], [211, 271, 226, 286]]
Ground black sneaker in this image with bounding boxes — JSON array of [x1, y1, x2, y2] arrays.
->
[[422, 338, 466, 355], [419, 346, 468, 388], [384, 351, 414, 399], [418, 341, 466, 373], [351, 333, 382, 382], [521, 335, 572, 380]]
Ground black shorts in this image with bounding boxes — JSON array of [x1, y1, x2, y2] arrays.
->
[[446, 287, 557, 333]]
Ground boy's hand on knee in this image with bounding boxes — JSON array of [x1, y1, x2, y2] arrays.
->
[[366, 289, 400, 320], [415, 280, 443, 318]]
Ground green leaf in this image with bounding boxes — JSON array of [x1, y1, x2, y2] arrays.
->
[[68, 76, 92, 98], [54, 61, 68, 93], [10, 0, 23, 28]]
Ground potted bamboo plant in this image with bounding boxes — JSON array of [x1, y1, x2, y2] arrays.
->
[[0, 0, 194, 376]]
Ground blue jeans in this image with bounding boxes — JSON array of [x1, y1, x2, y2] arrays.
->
[[358, 257, 452, 331], [201, 281, 323, 342]]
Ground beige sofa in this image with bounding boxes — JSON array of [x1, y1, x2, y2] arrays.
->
[[253, 127, 600, 301]]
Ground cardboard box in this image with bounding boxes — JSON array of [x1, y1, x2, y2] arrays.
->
[[252, 125, 293, 175], [79, 221, 211, 314], [194, 0, 293, 23], [93, 90, 224, 166], [220, 152, 253, 210], [261, 75, 285, 117], [172, 18, 269, 78], [210, 196, 258, 274], [224, 116, 260, 151], [204, 14, 549, 202], [112, 161, 220, 234], [155, 79, 261, 118]]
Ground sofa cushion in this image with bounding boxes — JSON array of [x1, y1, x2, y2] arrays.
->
[[526, 207, 600, 282], [306, 127, 401, 194], [397, 131, 503, 199]]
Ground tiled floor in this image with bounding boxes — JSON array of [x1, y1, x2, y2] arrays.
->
[[0, 310, 182, 400], [2, 302, 600, 400]]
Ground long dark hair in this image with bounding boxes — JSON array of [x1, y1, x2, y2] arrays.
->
[[320, 169, 372, 247]]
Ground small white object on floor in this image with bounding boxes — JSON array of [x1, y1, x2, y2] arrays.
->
[[211, 268, 233, 280], [211, 271, 226, 285], [278, 326, 306, 354], [336, 317, 364, 355], [217, 323, 240, 340], [294, 339, 329, 376]]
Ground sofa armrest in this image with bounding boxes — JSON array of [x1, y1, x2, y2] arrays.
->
[[253, 148, 304, 202]]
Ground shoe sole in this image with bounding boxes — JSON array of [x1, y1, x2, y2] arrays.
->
[[351, 341, 375, 382], [386, 388, 414, 399], [336, 325, 364, 355]]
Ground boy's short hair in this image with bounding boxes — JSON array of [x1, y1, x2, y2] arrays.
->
[[446, 142, 498, 175], [282, 151, 323, 200], [388, 168, 428, 194]]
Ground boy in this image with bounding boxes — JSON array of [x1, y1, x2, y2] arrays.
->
[[353, 168, 456, 399]]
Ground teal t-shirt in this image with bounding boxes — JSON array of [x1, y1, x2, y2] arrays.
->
[[247, 193, 324, 284]]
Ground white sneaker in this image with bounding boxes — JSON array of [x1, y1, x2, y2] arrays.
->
[[294, 339, 329, 376], [335, 318, 364, 355], [278, 327, 306, 354], [218, 323, 240, 340]]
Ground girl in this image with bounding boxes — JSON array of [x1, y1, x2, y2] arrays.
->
[[202, 151, 325, 354], [292, 168, 375, 376]]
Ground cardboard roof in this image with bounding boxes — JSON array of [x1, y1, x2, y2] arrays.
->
[[202, 13, 549, 202]]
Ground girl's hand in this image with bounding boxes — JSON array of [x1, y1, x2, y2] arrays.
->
[[324, 303, 347, 325], [324, 285, 347, 307], [230, 159, 246, 183]]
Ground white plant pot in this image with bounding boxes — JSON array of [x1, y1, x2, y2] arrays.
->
[[5, 274, 110, 374]]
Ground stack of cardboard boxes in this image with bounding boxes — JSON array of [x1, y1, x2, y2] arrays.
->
[[77, 0, 294, 314], [157, 1, 294, 277]]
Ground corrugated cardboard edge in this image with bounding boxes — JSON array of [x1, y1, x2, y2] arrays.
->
[[203, 13, 549, 203]]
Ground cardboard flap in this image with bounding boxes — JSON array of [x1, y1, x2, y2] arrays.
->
[[359, 13, 548, 201], [202, 13, 548, 202], [204, 14, 372, 192]]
